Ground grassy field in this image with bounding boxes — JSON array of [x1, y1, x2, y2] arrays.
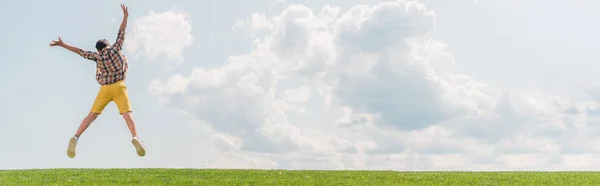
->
[[1, 169, 600, 185]]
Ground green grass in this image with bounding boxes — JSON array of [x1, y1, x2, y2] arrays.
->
[[1, 169, 600, 185]]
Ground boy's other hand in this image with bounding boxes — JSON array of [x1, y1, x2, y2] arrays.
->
[[121, 4, 128, 17], [49, 37, 64, 47]]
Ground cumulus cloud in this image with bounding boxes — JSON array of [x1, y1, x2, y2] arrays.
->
[[149, 0, 600, 170], [125, 10, 194, 63]]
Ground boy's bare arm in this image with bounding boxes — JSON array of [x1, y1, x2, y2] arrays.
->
[[113, 4, 128, 51], [49, 37, 79, 53], [120, 4, 128, 31], [49, 37, 98, 61]]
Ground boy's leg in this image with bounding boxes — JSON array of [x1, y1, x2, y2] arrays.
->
[[74, 112, 101, 137], [112, 81, 136, 137], [67, 86, 111, 158], [123, 112, 145, 157], [112, 80, 145, 157], [121, 112, 137, 137]]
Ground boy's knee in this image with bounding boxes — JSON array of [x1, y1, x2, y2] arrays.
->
[[87, 112, 100, 120], [121, 111, 135, 122], [121, 111, 133, 117]]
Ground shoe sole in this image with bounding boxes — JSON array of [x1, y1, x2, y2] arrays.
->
[[67, 138, 77, 158], [131, 139, 146, 157]]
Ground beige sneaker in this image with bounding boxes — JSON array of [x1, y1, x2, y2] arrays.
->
[[67, 136, 78, 158], [131, 137, 146, 157]]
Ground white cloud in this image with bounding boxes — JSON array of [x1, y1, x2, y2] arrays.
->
[[232, 13, 275, 39], [125, 10, 194, 64], [149, 0, 600, 170]]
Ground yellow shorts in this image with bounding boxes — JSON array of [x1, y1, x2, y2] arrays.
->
[[90, 80, 132, 114]]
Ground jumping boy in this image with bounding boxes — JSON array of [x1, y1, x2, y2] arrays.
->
[[49, 4, 146, 158]]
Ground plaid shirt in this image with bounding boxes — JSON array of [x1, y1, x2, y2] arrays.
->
[[78, 30, 128, 85]]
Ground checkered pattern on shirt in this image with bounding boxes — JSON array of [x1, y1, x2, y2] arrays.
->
[[78, 30, 128, 85]]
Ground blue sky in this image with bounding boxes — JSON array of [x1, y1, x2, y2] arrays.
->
[[1, 0, 600, 170]]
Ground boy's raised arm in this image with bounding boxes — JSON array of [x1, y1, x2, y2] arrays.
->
[[113, 4, 128, 52]]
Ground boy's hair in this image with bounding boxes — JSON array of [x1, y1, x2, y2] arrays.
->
[[95, 39, 110, 51]]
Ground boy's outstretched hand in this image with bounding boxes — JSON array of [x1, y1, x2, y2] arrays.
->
[[49, 37, 80, 54], [49, 37, 64, 47], [121, 4, 128, 17]]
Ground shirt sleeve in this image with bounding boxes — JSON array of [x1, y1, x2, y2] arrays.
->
[[112, 29, 125, 51], [78, 49, 99, 61]]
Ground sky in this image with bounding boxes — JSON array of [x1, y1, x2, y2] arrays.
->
[[1, 0, 600, 170]]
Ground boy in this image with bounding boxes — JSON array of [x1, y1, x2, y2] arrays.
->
[[49, 4, 145, 158]]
